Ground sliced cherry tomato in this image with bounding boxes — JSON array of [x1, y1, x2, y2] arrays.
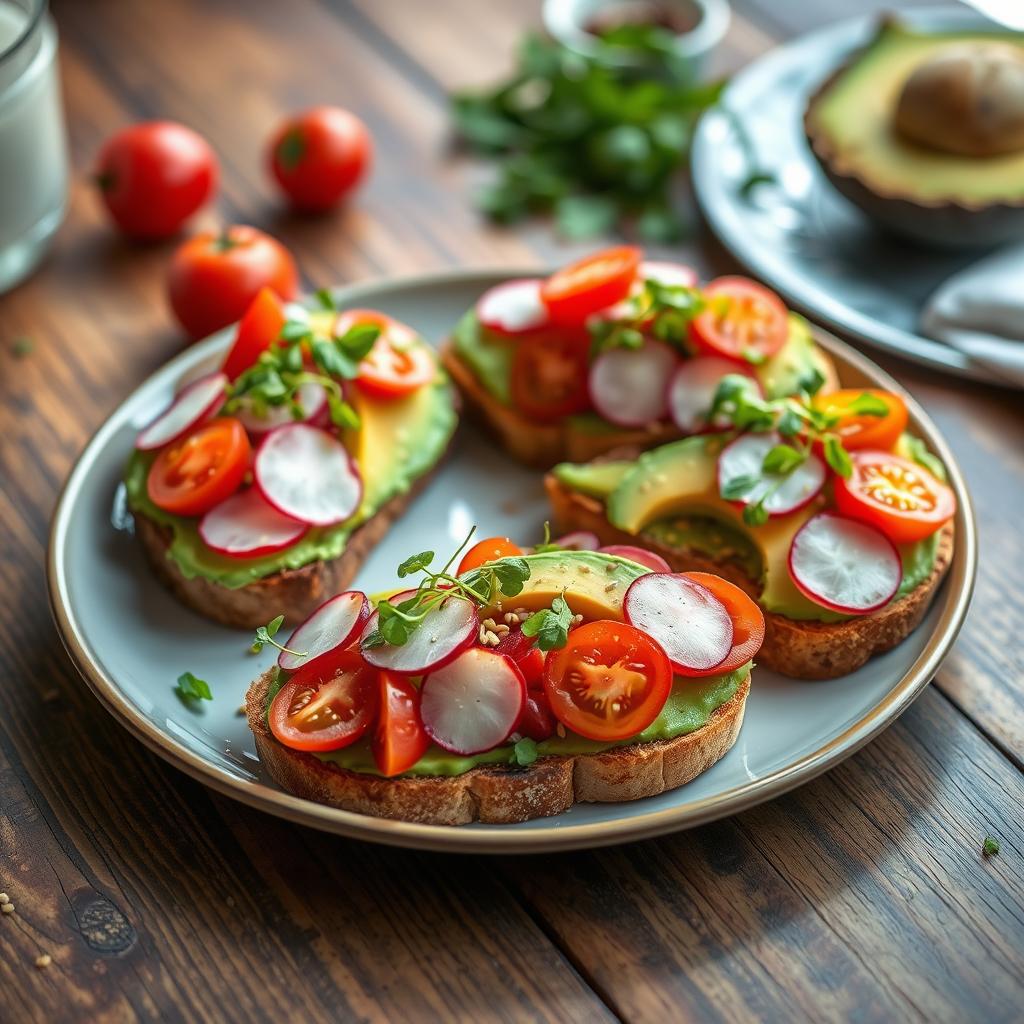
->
[[371, 671, 430, 776], [812, 389, 909, 452], [270, 649, 378, 753], [458, 536, 524, 575], [510, 331, 591, 421], [222, 287, 287, 381], [543, 620, 672, 741], [834, 450, 955, 544], [333, 309, 434, 398], [168, 225, 299, 340], [517, 690, 556, 742], [690, 276, 788, 363], [681, 573, 765, 677], [147, 417, 250, 517], [493, 627, 545, 689], [540, 246, 641, 327]]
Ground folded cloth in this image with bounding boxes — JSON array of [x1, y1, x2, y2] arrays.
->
[[920, 245, 1024, 387]]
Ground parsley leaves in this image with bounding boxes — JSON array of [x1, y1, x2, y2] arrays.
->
[[509, 737, 539, 767], [521, 595, 574, 651], [175, 671, 212, 703]]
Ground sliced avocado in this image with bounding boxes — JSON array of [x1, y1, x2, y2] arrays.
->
[[757, 315, 834, 400], [552, 460, 633, 499], [452, 310, 514, 405]]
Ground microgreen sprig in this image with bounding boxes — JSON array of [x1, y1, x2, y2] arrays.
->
[[521, 594, 574, 652], [250, 614, 307, 659], [589, 279, 706, 357], [175, 671, 212, 704]]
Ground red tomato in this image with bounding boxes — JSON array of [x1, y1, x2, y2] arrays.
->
[[834, 450, 956, 544], [147, 417, 250, 517], [680, 573, 765, 676], [334, 309, 434, 398], [812, 389, 909, 452], [168, 226, 299, 340], [543, 620, 672, 741], [371, 671, 430, 776], [541, 246, 641, 327], [222, 287, 287, 381], [510, 331, 591, 421], [517, 691, 556, 742], [690, 277, 788, 363], [269, 106, 372, 212], [493, 628, 545, 689], [270, 649, 378, 753], [458, 537, 524, 575], [95, 121, 218, 239]]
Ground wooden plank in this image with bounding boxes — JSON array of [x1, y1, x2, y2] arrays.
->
[[502, 688, 1024, 1023]]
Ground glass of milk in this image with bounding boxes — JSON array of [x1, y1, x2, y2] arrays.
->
[[0, 0, 67, 294]]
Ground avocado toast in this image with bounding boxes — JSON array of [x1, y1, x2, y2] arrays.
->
[[245, 543, 762, 826], [125, 296, 458, 629]]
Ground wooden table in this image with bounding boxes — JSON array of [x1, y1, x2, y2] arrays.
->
[[2, 1, 1022, 1019]]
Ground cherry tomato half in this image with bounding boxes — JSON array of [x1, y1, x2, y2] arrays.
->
[[222, 287, 287, 381], [834, 450, 956, 544], [269, 106, 372, 212], [681, 573, 765, 677], [95, 121, 218, 239], [690, 276, 788, 363], [812, 389, 909, 452], [371, 671, 430, 776], [516, 690, 557, 742], [493, 627, 545, 689], [168, 225, 299, 340], [270, 649, 379, 753], [147, 417, 250, 517], [458, 537, 524, 575], [510, 331, 591, 421], [543, 620, 672, 741], [540, 246, 641, 327], [334, 309, 434, 399]]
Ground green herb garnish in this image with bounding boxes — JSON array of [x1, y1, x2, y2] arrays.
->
[[175, 671, 212, 703], [509, 737, 539, 767], [521, 594, 574, 652], [589, 278, 706, 356], [983, 836, 1000, 858], [250, 614, 306, 659]]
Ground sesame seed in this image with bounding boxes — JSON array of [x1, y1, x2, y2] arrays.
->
[[34, 954, 51, 969], [0, 893, 8, 904], [579, 565, 590, 574], [556, 723, 566, 738], [605, 582, 617, 592], [482, 618, 497, 630], [494, 623, 510, 635], [2, 903, 14, 915], [236, 705, 246, 716]]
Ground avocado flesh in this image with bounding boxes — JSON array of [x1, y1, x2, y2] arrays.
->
[[810, 21, 1024, 205]]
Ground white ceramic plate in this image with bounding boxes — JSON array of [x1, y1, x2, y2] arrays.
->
[[48, 270, 976, 853], [691, 4, 1020, 388]]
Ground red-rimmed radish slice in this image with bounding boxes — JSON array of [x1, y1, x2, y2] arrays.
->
[[135, 372, 227, 451], [277, 591, 370, 671], [639, 261, 698, 289], [598, 545, 671, 573], [788, 512, 902, 615], [420, 648, 526, 755], [237, 381, 328, 438], [254, 424, 362, 526], [668, 357, 760, 434], [718, 432, 826, 517], [198, 487, 308, 558], [555, 530, 600, 551], [477, 279, 549, 336], [624, 572, 734, 674], [588, 340, 679, 428], [360, 596, 478, 675]]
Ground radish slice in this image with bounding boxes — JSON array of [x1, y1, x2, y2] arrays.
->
[[237, 381, 328, 438], [555, 530, 600, 551], [198, 488, 308, 558], [477, 279, 548, 335], [598, 545, 671, 573], [624, 573, 734, 674], [788, 513, 902, 615], [639, 261, 698, 289], [277, 591, 370, 671], [254, 424, 362, 526], [135, 372, 227, 451], [360, 596, 478, 675], [420, 648, 526, 755], [588, 340, 679, 428], [718, 432, 826, 517], [668, 357, 761, 434]]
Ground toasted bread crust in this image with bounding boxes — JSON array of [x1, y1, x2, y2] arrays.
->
[[544, 472, 955, 680], [246, 668, 750, 826], [134, 465, 441, 629]]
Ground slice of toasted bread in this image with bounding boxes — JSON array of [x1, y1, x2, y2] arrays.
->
[[133, 462, 442, 629], [545, 472, 955, 680], [246, 667, 750, 826]]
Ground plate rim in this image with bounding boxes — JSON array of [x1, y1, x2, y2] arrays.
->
[[47, 267, 978, 854], [691, 3, 1018, 388]]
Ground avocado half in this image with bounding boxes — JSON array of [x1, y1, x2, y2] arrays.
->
[[804, 18, 1024, 248]]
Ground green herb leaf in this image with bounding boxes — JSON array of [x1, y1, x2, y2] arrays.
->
[[175, 671, 212, 703], [521, 595, 574, 651], [982, 836, 1000, 857], [823, 435, 853, 478], [327, 392, 360, 431], [251, 614, 305, 658], [742, 500, 770, 527], [315, 288, 336, 311], [493, 557, 531, 597], [776, 406, 804, 438], [398, 550, 435, 577], [762, 444, 805, 476], [280, 320, 313, 343], [902, 435, 947, 481], [380, 615, 410, 646], [721, 474, 759, 501], [509, 737, 539, 767], [846, 392, 891, 417]]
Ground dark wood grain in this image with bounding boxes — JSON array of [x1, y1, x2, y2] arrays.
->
[[0, 0, 1022, 1020]]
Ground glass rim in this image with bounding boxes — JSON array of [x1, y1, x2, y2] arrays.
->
[[0, 0, 46, 66]]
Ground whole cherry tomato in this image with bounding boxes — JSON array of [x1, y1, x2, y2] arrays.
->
[[168, 226, 299, 339], [269, 106, 373, 212], [95, 121, 218, 239]]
